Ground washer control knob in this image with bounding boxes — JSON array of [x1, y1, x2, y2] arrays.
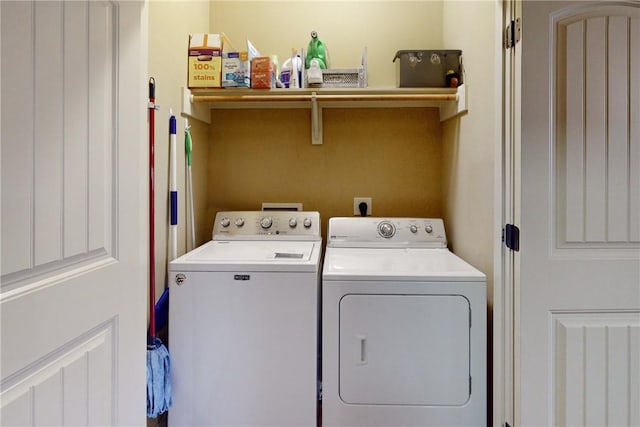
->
[[410, 225, 418, 233], [425, 224, 433, 234], [378, 221, 396, 238], [289, 218, 298, 228], [303, 217, 312, 228], [220, 217, 231, 228], [260, 217, 273, 229], [235, 218, 245, 227]]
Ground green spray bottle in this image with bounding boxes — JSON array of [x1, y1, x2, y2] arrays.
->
[[305, 31, 328, 69]]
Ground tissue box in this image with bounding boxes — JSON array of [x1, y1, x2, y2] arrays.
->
[[393, 50, 463, 88], [222, 51, 250, 88], [250, 57, 275, 89], [188, 33, 222, 88]]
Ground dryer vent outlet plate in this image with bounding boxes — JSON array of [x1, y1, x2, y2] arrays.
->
[[353, 197, 372, 216], [262, 202, 303, 211]]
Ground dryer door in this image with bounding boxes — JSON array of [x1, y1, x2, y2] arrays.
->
[[339, 294, 471, 406]]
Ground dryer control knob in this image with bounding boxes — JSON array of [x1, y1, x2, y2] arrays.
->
[[425, 224, 433, 234], [289, 218, 298, 228], [220, 217, 231, 228], [260, 216, 273, 229], [303, 218, 312, 228], [410, 225, 418, 233], [378, 221, 396, 238], [235, 218, 245, 227]]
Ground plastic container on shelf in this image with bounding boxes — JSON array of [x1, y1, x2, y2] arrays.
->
[[280, 53, 303, 88], [305, 31, 328, 69]]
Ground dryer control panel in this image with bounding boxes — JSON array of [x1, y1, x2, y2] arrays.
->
[[213, 211, 321, 241], [327, 217, 447, 248]]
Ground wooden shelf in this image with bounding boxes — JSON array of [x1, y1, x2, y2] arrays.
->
[[181, 85, 467, 144]]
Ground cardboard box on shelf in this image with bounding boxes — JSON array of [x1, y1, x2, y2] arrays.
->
[[221, 33, 249, 88], [250, 56, 275, 89], [222, 51, 250, 88], [188, 33, 222, 88]]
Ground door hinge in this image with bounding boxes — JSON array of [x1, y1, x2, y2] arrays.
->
[[505, 18, 521, 49], [504, 224, 520, 251]]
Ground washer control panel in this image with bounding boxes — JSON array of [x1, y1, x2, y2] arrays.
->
[[328, 217, 447, 248], [213, 211, 321, 240]]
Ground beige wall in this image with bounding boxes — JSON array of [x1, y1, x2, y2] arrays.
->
[[148, 0, 210, 298], [211, 1, 444, 87], [442, 3, 499, 424], [442, 1, 498, 304], [205, 0, 455, 241], [208, 107, 443, 240], [148, 0, 498, 313]]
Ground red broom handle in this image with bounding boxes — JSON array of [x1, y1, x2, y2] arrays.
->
[[148, 77, 156, 339]]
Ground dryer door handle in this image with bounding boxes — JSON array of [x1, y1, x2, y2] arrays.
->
[[357, 335, 367, 365]]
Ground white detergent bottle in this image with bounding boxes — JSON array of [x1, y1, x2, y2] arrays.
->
[[280, 58, 292, 88], [282, 51, 302, 89]]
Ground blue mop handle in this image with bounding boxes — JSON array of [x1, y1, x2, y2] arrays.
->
[[169, 112, 177, 261]]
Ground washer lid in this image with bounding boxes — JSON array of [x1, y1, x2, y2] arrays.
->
[[169, 240, 321, 272], [322, 247, 485, 281]]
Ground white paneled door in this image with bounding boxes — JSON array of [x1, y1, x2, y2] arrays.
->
[[519, 1, 640, 425], [1, 1, 147, 425]]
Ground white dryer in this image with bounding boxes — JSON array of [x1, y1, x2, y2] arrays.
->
[[169, 211, 322, 427], [322, 217, 486, 426]]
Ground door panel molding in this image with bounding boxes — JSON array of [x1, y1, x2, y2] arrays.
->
[[1, 1, 117, 287], [551, 3, 640, 257], [0, 251, 115, 302], [0, 318, 116, 426], [551, 310, 640, 426]]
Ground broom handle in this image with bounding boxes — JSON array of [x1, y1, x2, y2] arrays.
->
[[148, 77, 156, 339]]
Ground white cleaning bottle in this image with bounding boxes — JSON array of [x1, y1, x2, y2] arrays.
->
[[289, 49, 301, 89], [280, 58, 292, 88], [307, 58, 323, 85]]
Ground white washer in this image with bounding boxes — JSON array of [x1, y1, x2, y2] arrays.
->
[[169, 211, 322, 427], [322, 217, 486, 426]]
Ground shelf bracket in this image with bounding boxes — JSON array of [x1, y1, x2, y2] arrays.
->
[[181, 87, 211, 124], [439, 84, 467, 121], [311, 92, 323, 145]]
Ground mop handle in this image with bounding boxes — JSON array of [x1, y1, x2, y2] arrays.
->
[[169, 112, 177, 261], [148, 77, 157, 339]]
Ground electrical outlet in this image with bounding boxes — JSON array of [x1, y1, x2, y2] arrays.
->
[[353, 197, 372, 216]]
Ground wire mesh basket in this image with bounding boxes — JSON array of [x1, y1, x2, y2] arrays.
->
[[304, 47, 368, 88], [308, 68, 366, 88]]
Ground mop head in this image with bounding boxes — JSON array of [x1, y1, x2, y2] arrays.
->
[[147, 337, 172, 417]]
